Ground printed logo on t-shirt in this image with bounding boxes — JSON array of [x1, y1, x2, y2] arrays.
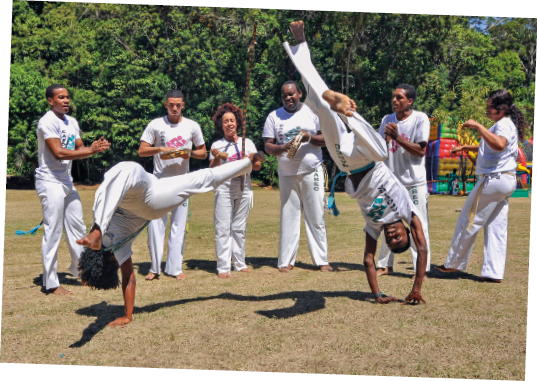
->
[[166, 135, 188, 149], [366, 198, 387, 222], [227, 152, 245, 162], [389, 133, 410, 153], [61, 130, 76, 150], [283, 127, 302, 143]]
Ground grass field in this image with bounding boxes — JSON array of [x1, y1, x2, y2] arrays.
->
[[1, 187, 531, 379]]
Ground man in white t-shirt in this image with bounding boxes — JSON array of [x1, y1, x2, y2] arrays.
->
[[377, 85, 431, 280], [284, 21, 427, 304], [263, 81, 332, 273], [35, 84, 110, 295], [138, 89, 206, 280]]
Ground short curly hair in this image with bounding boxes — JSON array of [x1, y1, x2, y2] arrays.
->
[[78, 247, 121, 290], [212, 103, 244, 136]]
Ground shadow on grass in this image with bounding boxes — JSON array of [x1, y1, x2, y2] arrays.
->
[[427, 264, 482, 281], [32, 272, 81, 294], [70, 289, 374, 348]]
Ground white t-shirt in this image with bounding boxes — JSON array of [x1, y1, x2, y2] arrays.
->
[[378, 111, 430, 187], [210, 137, 257, 196], [35, 110, 81, 184], [345, 162, 418, 241], [140, 116, 205, 178], [262, 105, 322, 176], [476, 117, 518, 175]]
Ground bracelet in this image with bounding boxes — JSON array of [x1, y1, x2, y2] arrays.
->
[[374, 291, 386, 298], [307, 134, 312, 143]]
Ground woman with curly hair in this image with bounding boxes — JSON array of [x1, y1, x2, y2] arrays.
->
[[437, 89, 528, 282], [210, 103, 263, 278]]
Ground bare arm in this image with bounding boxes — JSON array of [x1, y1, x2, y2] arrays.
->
[[46, 137, 110, 161], [463, 119, 507, 152], [403, 213, 427, 305], [364, 233, 398, 304], [384, 122, 426, 157], [263, 137, 292, 156], [191, 144, 208, 160], [138, 141, 176, 157], [107, 258, 136, 327]]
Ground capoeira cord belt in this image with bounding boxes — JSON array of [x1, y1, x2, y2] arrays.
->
[[103, 220, 151, 253], [327, 162, 375, 217], [466, 172, 515, 231], [15, 220, 43, 235]]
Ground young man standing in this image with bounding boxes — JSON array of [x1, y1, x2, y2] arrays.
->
[[138, 89, 206, 280], [263, 81, 332, 273], [376, 85, 431, 280], [36, 84, 110, 295]]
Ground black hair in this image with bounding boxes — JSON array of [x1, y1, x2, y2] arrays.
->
[[488, 89, 527, 141], [212, 103, 244, 136], [45, 84, 67, 100], [166, 89, 184, 100], [395, 84, 417, 103], [453, 168, 457, 173], [281, 80, 302, 94], [78, 247, 120, 290], [389, 226, 412, 254]]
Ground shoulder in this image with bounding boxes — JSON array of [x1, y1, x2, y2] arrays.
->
[[184, 117, 202, 130], [210, 138, 225, 148], [146, 117, 165, 130]]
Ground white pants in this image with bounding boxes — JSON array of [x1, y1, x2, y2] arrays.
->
[[283, 42, 388, 172], [443, 173, 516, 280], [92, 160, 253, 267], [377, 184, 431, 271], [214, 190, 252, 274], [278, 166, 329, 268], [147, 200, 188, 276], [36, 180, 86, 290]]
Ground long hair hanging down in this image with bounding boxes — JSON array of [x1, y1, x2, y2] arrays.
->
[[78, 247, 120, 290], [489, 89, 528, 141]]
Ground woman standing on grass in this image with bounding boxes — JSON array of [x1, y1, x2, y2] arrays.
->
[[210, 103, 262, 278], [437, 89, 527, 282]]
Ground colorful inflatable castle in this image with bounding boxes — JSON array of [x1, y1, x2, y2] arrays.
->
[[426, 118, 477, 194]]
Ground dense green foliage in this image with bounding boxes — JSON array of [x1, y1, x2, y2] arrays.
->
[[8, 1, 536, 183]]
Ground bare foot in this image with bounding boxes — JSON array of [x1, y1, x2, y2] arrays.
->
[[322, 90, 357, 116], [411, 274, 428, 282], [239, 267, 251, 273], [290, 21, 306, 44], [76, 225, 102, 250], [175, 273, 187, 280], [436, 265, 460, 273], [377, 267, 393, 276], [107, 316, 131, 328], [50, 286, 73, 295], [218, 273, 230, 278], [145, 272, 158, 281], [478, 276, 502, 283], [279, 265, 294, 273], [320, 265, 333, 272]]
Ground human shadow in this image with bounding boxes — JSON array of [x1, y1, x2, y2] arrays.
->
[[184, 259, 218, 274], [427, 264, 482, 282], [133, 261, 159, 277], [70, 289, 375, 348], [33, 272, 81, 294]]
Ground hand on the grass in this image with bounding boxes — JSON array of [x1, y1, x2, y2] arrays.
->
[[107, 316, 132, 328], [375, 295, 399, 304], [402, 291, 426, 305]]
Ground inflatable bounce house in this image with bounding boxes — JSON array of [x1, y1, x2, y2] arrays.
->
[[426, 117, 532, 196]]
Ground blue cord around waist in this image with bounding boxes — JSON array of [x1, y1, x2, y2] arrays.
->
[[327, 162, 375, 217]]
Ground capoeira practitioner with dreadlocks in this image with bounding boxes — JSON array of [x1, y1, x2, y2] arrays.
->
[[76, 154, 265, 327], [436, 89, 527, 283], [138, 89, 206, 281], [285, 21, 427, 304]]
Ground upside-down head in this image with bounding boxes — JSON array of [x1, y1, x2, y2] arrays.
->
[[78, 247, 120, 290], [382, 220, 411, 254]]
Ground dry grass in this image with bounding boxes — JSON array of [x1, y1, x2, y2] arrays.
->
[[1, 188, 530, 379]]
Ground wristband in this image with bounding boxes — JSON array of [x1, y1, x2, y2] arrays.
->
[[374, 291, 386, 298]]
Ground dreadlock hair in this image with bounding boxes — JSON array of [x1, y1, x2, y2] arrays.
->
[[489, 89, 528, 141], [389, 226, 412, 254], [45, 84, 67, 100], [212, 103, 244, 136], [395, 84, 417, 104], [78, 247, 121, 290]]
